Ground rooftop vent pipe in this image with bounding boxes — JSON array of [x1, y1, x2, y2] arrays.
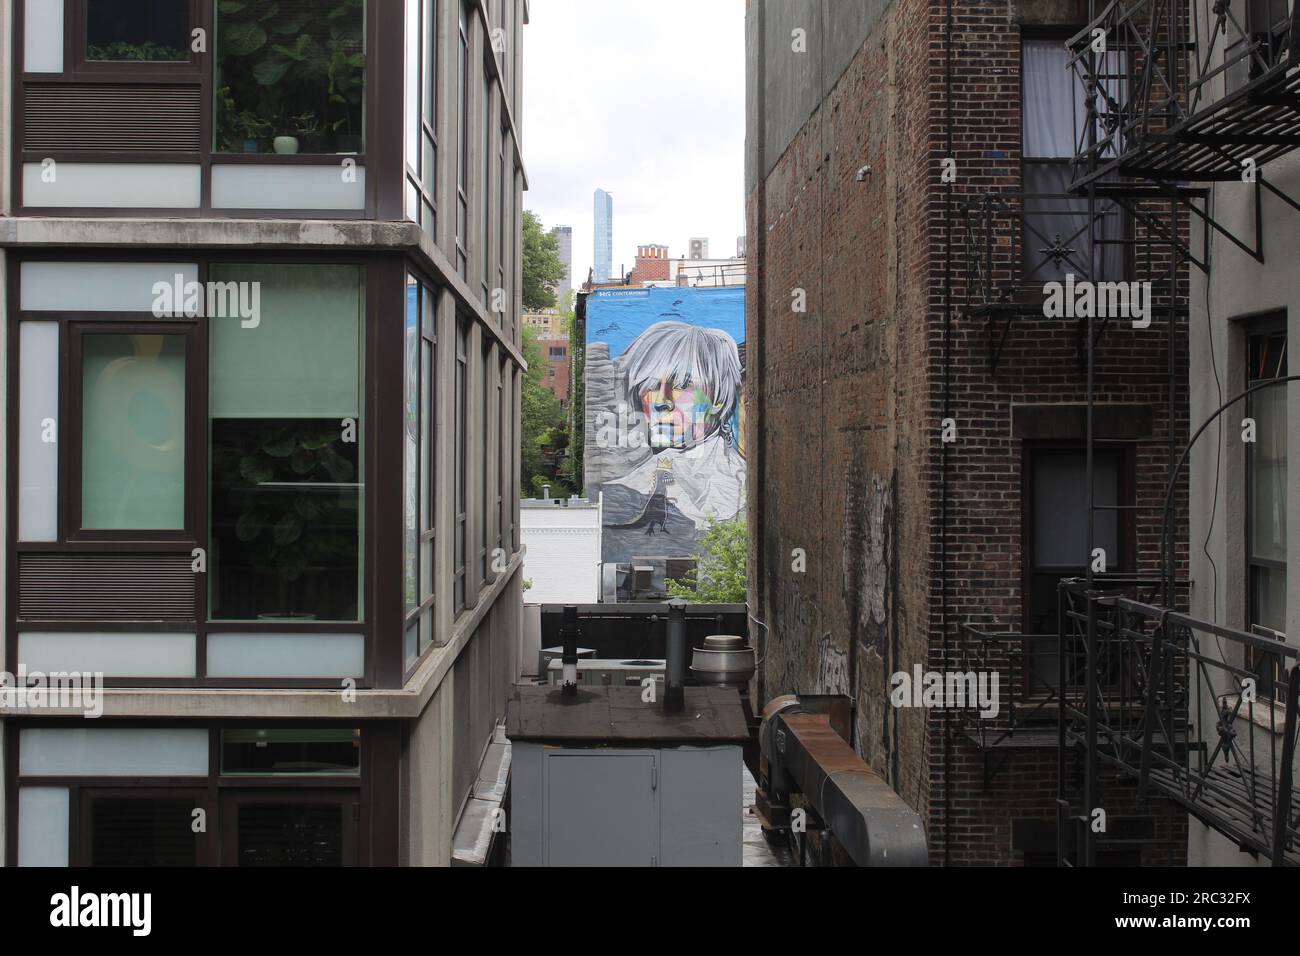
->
[[559, 604, 580, 698], [664, 599, 687, 712]]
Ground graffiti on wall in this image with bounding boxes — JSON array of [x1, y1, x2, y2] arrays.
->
[[584, 286, 746, 565]]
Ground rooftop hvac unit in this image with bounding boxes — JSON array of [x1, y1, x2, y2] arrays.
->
[[546, 658, 665, 688]]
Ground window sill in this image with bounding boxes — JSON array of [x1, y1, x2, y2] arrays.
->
[[1219, 693, 1291, 735]]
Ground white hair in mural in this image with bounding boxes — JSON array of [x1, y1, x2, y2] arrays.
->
[[619, 320, 742, 447]]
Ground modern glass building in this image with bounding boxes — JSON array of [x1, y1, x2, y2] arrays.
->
[[2, 0, 527, 866], [593, 188, 612, 283]]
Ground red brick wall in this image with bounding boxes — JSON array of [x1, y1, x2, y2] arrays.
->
[[747, 0, 1189, 866]]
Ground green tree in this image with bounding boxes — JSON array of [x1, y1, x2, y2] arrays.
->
[[520, 324, 569, 496], [667, 518, 748, 603], [522, 210, 567, 310]]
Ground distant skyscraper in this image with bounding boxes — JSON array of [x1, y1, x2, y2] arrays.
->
[[550, 225, 573, 300], [593, 189, 613, 282]]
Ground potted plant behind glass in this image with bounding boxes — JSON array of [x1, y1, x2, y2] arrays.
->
[[211, 422, 359, 622]]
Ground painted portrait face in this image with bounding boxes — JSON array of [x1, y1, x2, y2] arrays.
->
[[640, 376, 719, 449]]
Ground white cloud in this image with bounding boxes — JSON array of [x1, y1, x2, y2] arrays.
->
[[522, 0, 745, 284]]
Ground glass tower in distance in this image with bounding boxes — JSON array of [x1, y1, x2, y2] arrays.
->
[[593, 188, 613, 282]]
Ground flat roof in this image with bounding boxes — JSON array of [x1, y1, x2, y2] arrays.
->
[[505, 685, 749, 745]]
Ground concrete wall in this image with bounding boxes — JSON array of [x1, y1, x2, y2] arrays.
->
[[1187, 149, 1300, 869]]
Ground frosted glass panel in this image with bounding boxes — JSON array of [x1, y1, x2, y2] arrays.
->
[[21, 261, 199, 312], [206, 633, 364, 678], [20, 728, 209, 776], [18, 788, 69, 867], [23, 0, 64, 73], [23, 163, 201, 208], [18, 322, 58, 542], [82, 334, 186, 529], [210, 165, 366, 210], [19, 632, 196, 678], [209, 264, 362, 418]]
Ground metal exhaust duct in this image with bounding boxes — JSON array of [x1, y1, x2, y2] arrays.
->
[[559, 604, 580, 698], [664, 599, 687, 712]]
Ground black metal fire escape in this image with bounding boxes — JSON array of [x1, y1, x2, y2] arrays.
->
[[1058, 0, 1300, 866]]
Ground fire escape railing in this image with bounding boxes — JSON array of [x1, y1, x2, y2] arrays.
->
[[1059, 579, 1300, 865], [958, 625, 1061, 755], [1069, 0, 1300, 191], [958, 190, 1138, 372]]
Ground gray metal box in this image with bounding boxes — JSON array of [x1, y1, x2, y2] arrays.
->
[[510, 742, 741, 866]]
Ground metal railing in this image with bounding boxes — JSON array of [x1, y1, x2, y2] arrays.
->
[[1059, 579, 1300, 865]]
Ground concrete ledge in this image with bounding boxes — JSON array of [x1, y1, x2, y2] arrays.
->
[[451, 722, 511, 866], [0, 557, 524, 722], [0, 216, 424, 251], [0, 216, 528, 370]]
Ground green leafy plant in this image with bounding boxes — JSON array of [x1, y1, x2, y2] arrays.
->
[[211, 423, 358, 618], [216, 0, 366, 154], [87, 40, 186, 62], [667, 518, 748, 604]]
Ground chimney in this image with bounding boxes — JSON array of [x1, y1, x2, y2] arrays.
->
[[559, 605, 581, 698], [664, 599, 687, 713]]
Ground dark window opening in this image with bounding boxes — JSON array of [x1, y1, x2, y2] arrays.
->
[[235, 803, 344, 866], [214, 0, 366, 154], [221, 729, 361, 776], [1024, 445, 1132, 693], [209, 418, 361, 622], [87, 0, 190, 62], [1246, 320, 1287, 695], [89, 796, 198, 866]]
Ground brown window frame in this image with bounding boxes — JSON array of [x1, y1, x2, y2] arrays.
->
[[66, 320, 201, 544], [1020, 441, 1137, 704], [1019, 29, 1133, 286], [71, 0, 204, 78]]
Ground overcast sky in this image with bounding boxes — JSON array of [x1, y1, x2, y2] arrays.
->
[[522, 0, 746, 286]]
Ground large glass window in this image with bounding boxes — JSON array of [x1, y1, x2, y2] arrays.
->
[[404, 278, 421, 620], [87, 794, 199, 866], [215, 0, 366, 154], [208, 265, 364, 622], [456, 1, 469, 278], [80, 333, 186, 530], [1026, 448, 1124, 632], [404, 275, 437, 668], [221, 729, 360, 776], [455, 318, 468, 611], [480, 340, 492, 586], [1247, 324, 1287, 649], [1021, 38, 1126, 282], [86, 0, 189, 62], [481, 68, 493, 304]]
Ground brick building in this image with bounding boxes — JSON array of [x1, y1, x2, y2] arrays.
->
[[539, 337, 571, 405], [745, 0, 1190, 865], [628, 244, 671, 284]]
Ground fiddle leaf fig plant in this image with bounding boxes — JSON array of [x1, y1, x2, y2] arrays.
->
[[212, 422, 358, 618], [216, 0, 365, 154]]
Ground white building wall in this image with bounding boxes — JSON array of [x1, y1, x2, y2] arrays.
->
[[520, 502, 601, 604], [1188, 142, 1300, 868]]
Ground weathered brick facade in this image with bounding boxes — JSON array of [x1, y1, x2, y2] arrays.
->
[[746, 0, 1188, 865]]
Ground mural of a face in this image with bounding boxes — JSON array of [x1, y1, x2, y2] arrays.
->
[[639, 377, 721, 449]]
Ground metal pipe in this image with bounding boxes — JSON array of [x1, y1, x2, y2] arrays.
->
[[664, 599, 686, 712], [760, 703, 929, 866], [559, 604, 579, 698]]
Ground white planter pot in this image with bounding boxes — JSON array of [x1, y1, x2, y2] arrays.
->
[[273, 135, 300, 155]]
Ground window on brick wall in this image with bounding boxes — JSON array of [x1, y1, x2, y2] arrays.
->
[[1023, 444, 1133, 693], [1021, 37, 1127, 283]]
